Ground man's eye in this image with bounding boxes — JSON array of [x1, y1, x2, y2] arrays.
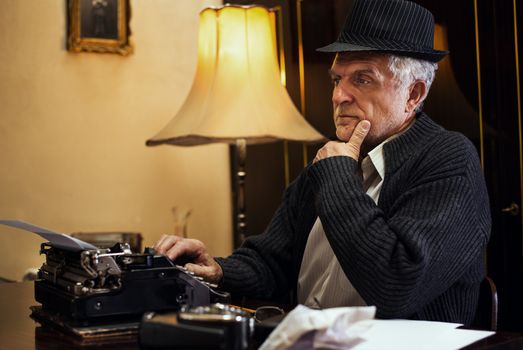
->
[[355, 76, 371, 85], [331, 77, 341, 86]]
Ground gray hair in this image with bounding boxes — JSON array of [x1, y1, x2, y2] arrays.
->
[[388, 55, 438, 112]]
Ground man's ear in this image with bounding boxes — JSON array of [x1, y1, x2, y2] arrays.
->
[[406, 80, 427, 113]]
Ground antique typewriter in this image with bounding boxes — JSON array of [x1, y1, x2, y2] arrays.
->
[[31, 241, 230, 331]]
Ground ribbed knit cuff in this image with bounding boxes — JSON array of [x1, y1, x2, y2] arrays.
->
[[214, 257, 230, 289], [214, 256, 256, 294], [307, 156, 361, 192]]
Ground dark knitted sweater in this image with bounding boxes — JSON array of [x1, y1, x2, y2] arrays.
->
[[216, 113, 491, 325]]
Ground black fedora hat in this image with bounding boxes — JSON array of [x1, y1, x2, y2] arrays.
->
[[317, 0, 448, 62]]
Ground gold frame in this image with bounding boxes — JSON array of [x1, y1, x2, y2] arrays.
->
[[67, 0, 132, 55]]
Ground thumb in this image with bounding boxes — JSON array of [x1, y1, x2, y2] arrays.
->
[[185, 262, 208, 275], [185, 262, 223, 284], [346, 120, 371, 159]]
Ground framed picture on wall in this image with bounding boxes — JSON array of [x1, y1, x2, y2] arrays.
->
[[67, 0, 132, 55]]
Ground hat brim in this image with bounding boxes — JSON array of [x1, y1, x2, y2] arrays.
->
[[317, 42, 448, 63]]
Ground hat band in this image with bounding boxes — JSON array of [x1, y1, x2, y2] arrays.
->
[[342, 33, 436, 53]]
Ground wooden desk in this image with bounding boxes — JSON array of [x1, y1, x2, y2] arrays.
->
[[1, 281, 523, 350], [0, 282, 138, 350]]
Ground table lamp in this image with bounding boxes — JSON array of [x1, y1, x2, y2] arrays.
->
[[146, 4, 325, 247]]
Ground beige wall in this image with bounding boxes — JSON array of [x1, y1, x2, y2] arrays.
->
[[0, 0, 232, 281]]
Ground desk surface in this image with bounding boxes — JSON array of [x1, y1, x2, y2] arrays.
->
[[1, 281, 523, 350]]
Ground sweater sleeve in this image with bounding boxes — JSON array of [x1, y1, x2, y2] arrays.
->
[[307, 137, 490, 319], [215, 169, 315, 300]]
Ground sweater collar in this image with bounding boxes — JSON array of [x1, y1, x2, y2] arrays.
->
[[383, 113, 443, 174]]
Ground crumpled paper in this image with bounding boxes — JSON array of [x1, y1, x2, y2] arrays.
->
[[259, 304, 376, 350]]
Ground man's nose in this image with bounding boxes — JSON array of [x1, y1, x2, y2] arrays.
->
[[332, 83, 353, 105]]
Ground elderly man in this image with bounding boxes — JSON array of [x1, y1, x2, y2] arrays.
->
[[155, 0, 490, 325]]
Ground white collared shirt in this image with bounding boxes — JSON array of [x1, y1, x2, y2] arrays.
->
[[297, 131, 403, 308]]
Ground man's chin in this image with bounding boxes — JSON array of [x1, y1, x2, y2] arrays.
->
[[336, 129, 353, 142]]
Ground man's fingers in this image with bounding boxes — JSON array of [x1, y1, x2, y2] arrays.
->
[[154, 234, 171, 251], [152, 235, 222, 283], [346, 120, 371, 159], [164, 238, 199, 262], [185, 261, 223, 284], [154, 234, 181, 254], [314, 120, 371, 163], [154, 235, 202, 262]]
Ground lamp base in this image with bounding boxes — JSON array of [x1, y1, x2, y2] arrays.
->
[[230, 139, 247, 249]]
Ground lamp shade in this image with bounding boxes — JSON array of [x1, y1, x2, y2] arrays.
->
[[146, 5, 325, 147]]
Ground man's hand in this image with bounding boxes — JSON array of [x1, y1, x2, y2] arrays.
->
[[154, 235, 223, 284], [314, 120, 371, 163]]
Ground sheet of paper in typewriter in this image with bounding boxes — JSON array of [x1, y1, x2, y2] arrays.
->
[[0, 219, 96, 251]]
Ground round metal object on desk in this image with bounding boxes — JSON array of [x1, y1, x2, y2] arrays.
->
[[178, 303, 254, 350]]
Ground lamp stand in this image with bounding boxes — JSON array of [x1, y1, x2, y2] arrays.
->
[[233, 138, 247, 248]]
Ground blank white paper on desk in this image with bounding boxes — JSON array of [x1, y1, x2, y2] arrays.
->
[[352, 319, 494, 350], [261, 304, 494, 350]]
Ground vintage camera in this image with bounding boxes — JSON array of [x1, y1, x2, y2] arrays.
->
[[139, 303, 254, 350]]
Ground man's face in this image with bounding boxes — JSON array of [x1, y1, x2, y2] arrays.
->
[[330, 53, 414, 153]]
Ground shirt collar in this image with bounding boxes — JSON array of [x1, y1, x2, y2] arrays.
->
[[361, 121, 414, 181]]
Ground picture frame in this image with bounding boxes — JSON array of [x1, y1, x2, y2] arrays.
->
[[67, 0, 132, 55]]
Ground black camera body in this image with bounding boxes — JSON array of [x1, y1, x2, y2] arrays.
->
[[139, 304, 254, 350]]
